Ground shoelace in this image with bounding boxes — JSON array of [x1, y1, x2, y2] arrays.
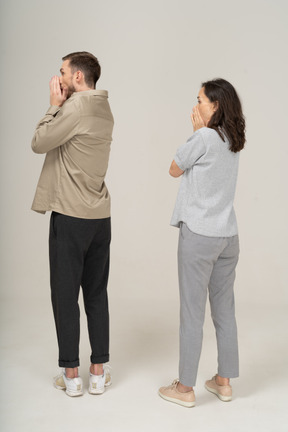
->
[[170, 379, 179, 389]]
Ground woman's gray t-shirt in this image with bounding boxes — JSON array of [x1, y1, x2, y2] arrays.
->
[[170, 127, 239, 237]]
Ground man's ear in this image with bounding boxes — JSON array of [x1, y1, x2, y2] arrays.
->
[[75, 70, 84, 83]]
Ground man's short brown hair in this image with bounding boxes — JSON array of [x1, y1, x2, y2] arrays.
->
[[62, 51, 101, 88]]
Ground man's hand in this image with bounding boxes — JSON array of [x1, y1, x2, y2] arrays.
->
[[49, 76, 68, 107], [191, 106, 205, 132]]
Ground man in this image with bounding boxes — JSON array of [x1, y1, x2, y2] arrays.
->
[[31, 52, 114, 397]]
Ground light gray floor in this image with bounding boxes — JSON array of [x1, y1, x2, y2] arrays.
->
[[1, 294, 287, 432]]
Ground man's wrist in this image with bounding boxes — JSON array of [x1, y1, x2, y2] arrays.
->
[[50, 101, 63, 107]]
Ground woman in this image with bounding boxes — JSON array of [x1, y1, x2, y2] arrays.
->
[[159, 78, 245, 407]]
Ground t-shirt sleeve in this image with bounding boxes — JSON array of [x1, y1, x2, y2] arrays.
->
[[174, 130, 206, 171]]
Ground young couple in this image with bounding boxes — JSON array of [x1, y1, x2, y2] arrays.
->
[[31, 52, 245, 405]]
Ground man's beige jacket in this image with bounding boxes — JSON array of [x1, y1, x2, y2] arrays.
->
[[31, 90, 114, 219]]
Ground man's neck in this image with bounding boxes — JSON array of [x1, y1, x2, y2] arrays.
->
[[75, 84, 95, 93]]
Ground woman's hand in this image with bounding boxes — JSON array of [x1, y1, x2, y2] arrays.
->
[[191, 106, 205, 132]]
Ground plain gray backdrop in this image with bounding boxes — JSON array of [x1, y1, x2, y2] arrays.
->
[[1, 0, 287, 431]]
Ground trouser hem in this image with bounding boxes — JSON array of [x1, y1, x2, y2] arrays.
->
[[180, 379, 196, 387], [90, 354, 109, 364], [218, 370, 239, 379], [59, 359, 80, 368], [179, 371, 197, 387]]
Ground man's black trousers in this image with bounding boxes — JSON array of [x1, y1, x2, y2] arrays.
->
[[49, 212, 111, 368]]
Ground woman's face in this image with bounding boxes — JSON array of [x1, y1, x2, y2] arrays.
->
[[196, 87, 217, 125]]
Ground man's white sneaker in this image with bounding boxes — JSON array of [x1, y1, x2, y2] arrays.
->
[[89, 365, 112, 395], [53, 369, 83, 397]]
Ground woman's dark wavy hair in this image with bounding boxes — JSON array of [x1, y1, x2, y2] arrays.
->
[[202, 78, 246, 153]]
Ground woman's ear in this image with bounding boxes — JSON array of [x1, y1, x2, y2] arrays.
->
[[213, 101, 219, 112]]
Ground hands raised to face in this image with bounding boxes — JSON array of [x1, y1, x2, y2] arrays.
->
[[191, 106, 205, 132], [49, 76, 68, 107]]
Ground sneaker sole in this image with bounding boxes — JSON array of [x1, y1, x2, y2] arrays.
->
[[65, 389, 83, 397], [158, 391, 195, 408], [54, 383, 83, 397], [54, 383, 66, 390], [205, 384, 232, 402], [88, 388, 105, 395]]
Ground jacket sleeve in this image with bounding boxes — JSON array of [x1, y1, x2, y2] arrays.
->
[[31, 100, 79, 154]]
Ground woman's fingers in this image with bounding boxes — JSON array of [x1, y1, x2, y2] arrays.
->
[[191, 106, 204, 131]]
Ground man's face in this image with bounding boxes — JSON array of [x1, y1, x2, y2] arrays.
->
[[59, 60, 76, 98]]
